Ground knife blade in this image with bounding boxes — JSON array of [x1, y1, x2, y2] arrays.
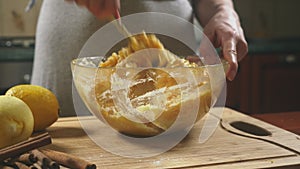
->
[[25, 0, 36, 12]]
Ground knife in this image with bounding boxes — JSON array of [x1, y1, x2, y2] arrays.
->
[[25, 0, 36, 12]]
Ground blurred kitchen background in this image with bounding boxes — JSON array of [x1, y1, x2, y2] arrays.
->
[[0, 0, 299, 115], [0, 0, 41, 94]]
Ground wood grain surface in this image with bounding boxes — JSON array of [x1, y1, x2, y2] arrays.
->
[[45, 108, 300, 168]]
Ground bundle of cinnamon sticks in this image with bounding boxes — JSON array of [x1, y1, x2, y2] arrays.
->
[[1, 148, 96, 169], [0, 132, 96, 169]]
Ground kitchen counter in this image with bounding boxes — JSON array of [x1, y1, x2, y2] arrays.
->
[[0, 38, 35, 62], [0, 47, 34, 62], [1, 38, 300, 62], [252, 111, 300, 135], [44, 108, 300, 168], [0, 38, 35, 93], [247, 38, 300, 54]]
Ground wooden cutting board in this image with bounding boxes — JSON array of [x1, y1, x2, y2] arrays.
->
[[45, 108, 300, 168]]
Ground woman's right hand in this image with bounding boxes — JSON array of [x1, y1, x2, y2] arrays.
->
[[66, 0, 120, 19]]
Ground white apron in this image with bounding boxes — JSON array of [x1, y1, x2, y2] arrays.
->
[[31, 0, 194, 116]]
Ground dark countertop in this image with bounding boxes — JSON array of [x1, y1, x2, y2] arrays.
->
[[0, 37, 35, 62], [247, 38, 300, 55], [0, 38, 300, 62], [0, 47, 34, 62]]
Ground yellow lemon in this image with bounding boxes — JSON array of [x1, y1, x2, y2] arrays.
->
[[0, 95, 34, 148], [6, 85, 59, 131]]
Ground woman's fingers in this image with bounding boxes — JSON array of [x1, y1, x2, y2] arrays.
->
[[222, 27, 248, 80], [202, 8, 248, 81], [67, 0, 120, 19], [90, 0, 120, 19], [74, 0, 87, 6], [88, 0, 105, 18], [222, 39, 238, 81]]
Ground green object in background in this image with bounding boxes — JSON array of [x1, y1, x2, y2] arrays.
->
[[247, 39, 300, 54], [0, 47, 34, 62]]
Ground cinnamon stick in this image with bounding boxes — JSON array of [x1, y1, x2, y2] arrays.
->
[[2, 159, 19, 169], [40, 149, 96, 169], [1, 153, 37, 169], [30, 149, 59, 169], [0, 132, 51, 161], [30, 162, 42, 169], [17, 153, 38, 165], [0, 165, 15, 169], [15, 161, 31, 169]]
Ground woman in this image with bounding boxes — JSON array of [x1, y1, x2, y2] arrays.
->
[[31, 0, 247, 116]]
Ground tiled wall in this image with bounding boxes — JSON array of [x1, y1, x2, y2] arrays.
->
[[233, 0, 300, 39], [0, 0, 42, 37]]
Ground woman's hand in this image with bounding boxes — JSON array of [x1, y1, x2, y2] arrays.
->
[[203, 6, 248, 81], [66, 0, 120, 19], [193, 0, 248, 81]]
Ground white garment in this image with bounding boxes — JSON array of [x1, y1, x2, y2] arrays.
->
[[31, 0, 194, 116]]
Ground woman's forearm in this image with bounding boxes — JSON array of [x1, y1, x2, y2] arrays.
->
[[192, 0, 236, 26]]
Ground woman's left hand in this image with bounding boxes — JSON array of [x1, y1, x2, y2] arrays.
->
[[203, 6, 248, 81]]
